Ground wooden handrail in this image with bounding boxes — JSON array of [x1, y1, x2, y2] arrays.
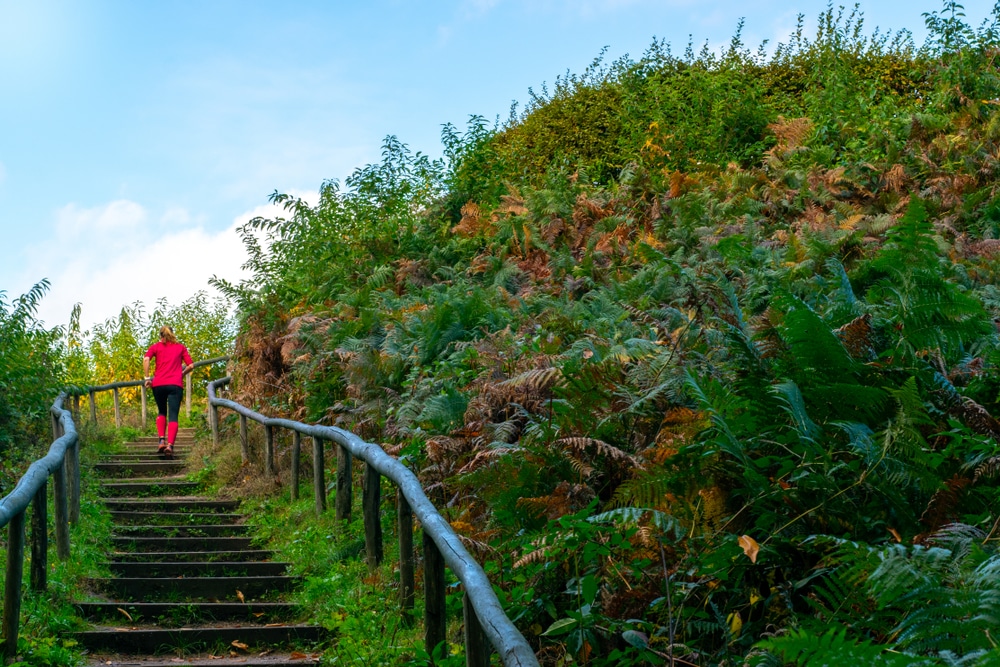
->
[[207, 377, 539, 667], [0, 393, 76, 662]]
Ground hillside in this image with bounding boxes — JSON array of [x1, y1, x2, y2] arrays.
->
[[213, 4, 1000, 665]]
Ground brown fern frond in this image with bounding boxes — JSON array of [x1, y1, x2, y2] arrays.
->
[[496, 189, 528, 218], [568, 456, 596, 480], [452, 201, 487, 237], [955, 397, 1000, 440], [499, 367, 563, 394], [963, 239, 1000, 259], [919, 474, 972, 532], [974, 456, 1000, 482], [883, 163, 908, 194], [513, 546, 551, 569], [558, 437, 640, 468], [834, 314, 874, 359], [767, 116, 813, 156]]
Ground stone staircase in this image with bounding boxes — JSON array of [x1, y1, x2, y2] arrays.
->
[[74, 428, 329, 666]]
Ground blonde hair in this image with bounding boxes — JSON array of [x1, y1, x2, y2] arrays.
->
[[159, 325, 178, 344]]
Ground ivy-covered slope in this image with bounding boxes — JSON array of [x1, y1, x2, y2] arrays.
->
[[217, 4, 1000, 665]]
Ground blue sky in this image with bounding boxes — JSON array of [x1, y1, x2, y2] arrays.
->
[[0, 0, 990, 330]]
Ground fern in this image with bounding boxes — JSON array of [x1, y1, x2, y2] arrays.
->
[[757, 628, 925, 666]]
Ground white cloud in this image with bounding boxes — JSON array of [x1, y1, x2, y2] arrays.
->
[[23, 193, 316, 332]]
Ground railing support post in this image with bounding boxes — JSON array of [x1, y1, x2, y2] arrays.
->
[[363, 463, 382, 569], [464, 593, 491, 667], [68, 436, 80, 524], [30, 481, 47, 592], [336, 444, 352, 522], [53, 459, 70, 561], [312, 437, 326, 515], [424, 532, 447, 661], [3, 510, 25, 664], [290, 431, 301, 501], [211, 404, 220, 448], [398, 489, 414, 615], [264, 424, 275, 476], [140, 384, 147, 427], [89, 390, 97, 425], [113, 387, 121, 428], [185, 373, 192, 420], [72, 394, 80, 422], [239, 415, 249, 464]]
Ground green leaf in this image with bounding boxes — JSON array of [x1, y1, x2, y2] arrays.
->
[[542, 617, 578, 636]]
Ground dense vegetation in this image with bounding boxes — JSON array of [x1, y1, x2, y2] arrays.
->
[[208, 2, 1000, 664], [0, 281, 66, 482]]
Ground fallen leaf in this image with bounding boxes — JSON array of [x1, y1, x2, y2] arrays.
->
[[231, 640, 249, 651], [252, 612, 266, 618], [229, 651, 238, 657], [738, 535, 760, 564], [582, 349, 594, 359], [264, 622, 287, 627], [290, 652, 308, 660], [117, 607, 133, 622], [888, 527, 902, 543], [236, 589, 245, 603]]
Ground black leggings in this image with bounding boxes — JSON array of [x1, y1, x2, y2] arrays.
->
[[152, 385, 183, 422]]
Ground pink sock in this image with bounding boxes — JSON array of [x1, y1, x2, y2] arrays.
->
[[167, 422, 179, 445], [156, 416, 166, 438]]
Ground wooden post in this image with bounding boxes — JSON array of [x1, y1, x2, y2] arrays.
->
[[424, 532, 447, 661], [398, 489, 414, 614], [464, 593, 491, 667], [53, 460, 70, 561], [363, 463, 383, 569], [336, 444, 352, 522], [3, 510, 25, 663], [290, 431, 301, 501], [72, 395, 80, 422], [140, 384, 147, 427], [264, 424, 275, 476], [185, 373, 192, 419], [239, 415, 249, 464], [68, 438, 80, 525], [113, 387, 121, 428], [312, 437, 326, 515], [211, 404, 220, 448], [89, 390, 97, 425], [30, 482, 47, 592]]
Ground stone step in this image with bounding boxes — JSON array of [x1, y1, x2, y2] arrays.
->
[[106, 561, 290, 578], [100, 481, 201, 497], [73, 623, 328, 654], [95, 461, 188, 477], [104, 499, 240, 512], [109, 511, 244, 525], [75, 601, 300, 625], [87, 575, 300, 601], [113, 536, 254, 552], [113, 550, 275, 563], [114, 524, 250, 538]]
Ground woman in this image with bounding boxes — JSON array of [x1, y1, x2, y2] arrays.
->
[[143, 325, 195, 457]]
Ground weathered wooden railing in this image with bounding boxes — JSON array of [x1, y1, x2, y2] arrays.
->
[[207, 377, 539, 667], [0, 357, 229, 662], [0, 392, 77, 662]]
